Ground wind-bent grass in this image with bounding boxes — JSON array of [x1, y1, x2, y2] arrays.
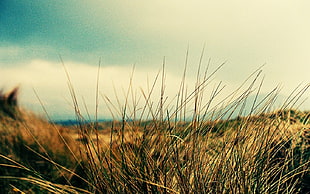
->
[[0, 54, 310, 193]]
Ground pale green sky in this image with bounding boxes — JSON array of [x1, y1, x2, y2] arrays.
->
[[1, 0, 309, 119]]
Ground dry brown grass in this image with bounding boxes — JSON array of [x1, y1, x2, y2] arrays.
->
[[0, 62, 309, 193], [0, 88, 81, 193]]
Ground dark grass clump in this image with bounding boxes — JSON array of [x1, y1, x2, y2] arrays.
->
[[0, 87, 19, 119]]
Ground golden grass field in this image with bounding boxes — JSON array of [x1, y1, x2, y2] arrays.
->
[[0, 80, 310, 193]]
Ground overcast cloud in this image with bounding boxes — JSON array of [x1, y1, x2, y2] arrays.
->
[[0, 0, 309, 120]]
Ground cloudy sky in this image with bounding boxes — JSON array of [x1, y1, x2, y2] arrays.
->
[[1, 0, 309, 120]]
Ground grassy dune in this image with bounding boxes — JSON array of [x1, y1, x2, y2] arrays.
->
[[0, 76, 310, 193]]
